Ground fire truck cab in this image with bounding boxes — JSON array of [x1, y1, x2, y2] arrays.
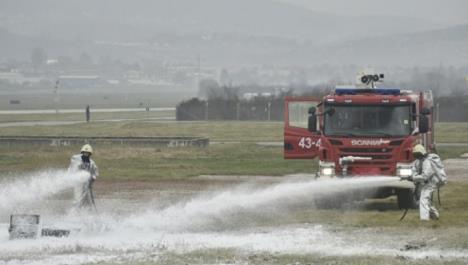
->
[[284, 73, 434, 208]]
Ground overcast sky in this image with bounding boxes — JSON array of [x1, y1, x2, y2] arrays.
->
[[278, 0, 468, 25]]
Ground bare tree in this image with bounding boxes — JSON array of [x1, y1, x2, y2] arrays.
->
[[30, 47, 47, 70]]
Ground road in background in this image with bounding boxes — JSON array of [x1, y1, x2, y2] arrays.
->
[[0, 117, 175, 128], [0, 107, 175, 115]]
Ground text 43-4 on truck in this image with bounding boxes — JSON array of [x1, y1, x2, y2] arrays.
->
[[284, 73, 434, 208]]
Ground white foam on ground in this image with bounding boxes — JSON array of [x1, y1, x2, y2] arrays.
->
[[1, 176, 467, 264], [1, 225, 468, 265]]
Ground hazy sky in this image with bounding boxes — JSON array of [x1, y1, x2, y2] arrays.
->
[[278, 0, 468, 25]]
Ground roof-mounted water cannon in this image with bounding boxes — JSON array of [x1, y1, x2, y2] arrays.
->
[[357, 71, 385, 89], [335, 71, 398, 95]]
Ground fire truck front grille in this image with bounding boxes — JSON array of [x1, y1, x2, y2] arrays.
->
[[355, 155, 391, 160], [339, 148, 392, 153], [338, 147, 394, 164], [345, 160, 390, 167], [339, 155, 392, 161]]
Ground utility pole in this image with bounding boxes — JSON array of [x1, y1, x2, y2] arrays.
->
[[146, 100, 150, 120], [196, 54, 201, 93], [267, 101, 271, 121], [53, 79, 60, 119]]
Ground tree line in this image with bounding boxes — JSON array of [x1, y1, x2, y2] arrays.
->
[[177, 67, 468, 122], [176, 95, 285, 121]]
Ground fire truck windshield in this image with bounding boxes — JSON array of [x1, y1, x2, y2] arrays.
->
[[324, 104, 412, 137]]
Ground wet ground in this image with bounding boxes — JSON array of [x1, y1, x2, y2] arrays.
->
[[1, 157, 468, 265]]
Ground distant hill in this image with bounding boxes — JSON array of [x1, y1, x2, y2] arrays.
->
[[283, 24, 468, 66], [0, 28, 32, 59], [0, 0, 464, 67], [0, 27, 75, 61], [0, 0, 441, 43]]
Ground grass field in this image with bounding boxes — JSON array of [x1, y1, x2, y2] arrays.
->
[[1, 144, 467, 181], [0, 144, 314, 179], [0, 121, 466, 143], [0, 121, 283, 142], [0, 121, 467, 179], [434, 122, 468, 143]]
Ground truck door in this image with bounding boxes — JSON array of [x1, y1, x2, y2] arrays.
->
[[284, 97, 321, 159]]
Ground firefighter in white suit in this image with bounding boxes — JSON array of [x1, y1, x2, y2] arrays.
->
[[68, 144, 99, 209], [411, 144, 447, 221]]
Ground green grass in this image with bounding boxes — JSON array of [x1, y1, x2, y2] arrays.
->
[[435, 123, 468, 143], [1, 144, 461, 181], [0, 121, 284, 142], [437, 146, 468, 158], [0, 120, 467, 179], [0, 144, 315, 180]]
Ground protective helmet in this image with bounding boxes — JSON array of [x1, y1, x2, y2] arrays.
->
[[412, 144, 426, 155], [80, 144, 93, 154]]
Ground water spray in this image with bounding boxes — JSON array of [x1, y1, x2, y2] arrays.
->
[[0, 170, 89, 213], [0, 170, 89, 240], [119, 176, 400, 232]]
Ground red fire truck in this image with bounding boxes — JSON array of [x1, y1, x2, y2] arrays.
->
[[284, 73, 434, 208]]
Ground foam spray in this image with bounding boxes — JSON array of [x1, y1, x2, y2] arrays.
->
[[0, 170, 88, 214]]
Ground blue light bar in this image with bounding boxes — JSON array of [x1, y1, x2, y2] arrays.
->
[[335, 87, 400, 95]]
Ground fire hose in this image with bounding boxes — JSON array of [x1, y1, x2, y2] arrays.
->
[[88, 178, 98, 213], [399, 176, 415, 221]]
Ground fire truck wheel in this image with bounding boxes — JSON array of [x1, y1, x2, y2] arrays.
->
[[396, 189, 419, 209]]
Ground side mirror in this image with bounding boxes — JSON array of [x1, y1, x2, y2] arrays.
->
[[419, 115, 429, 134], [308, 107, 317, 132]]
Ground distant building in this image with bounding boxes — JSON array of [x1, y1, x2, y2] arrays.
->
[[0, 72, 22, 83], [242, 92, 274, 100], [0, 71, 43, 84], [106, 79, 120, 85], [243, 93, 259, 100], [46, 59, 59, 65], [59, 75, 100, 88]]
